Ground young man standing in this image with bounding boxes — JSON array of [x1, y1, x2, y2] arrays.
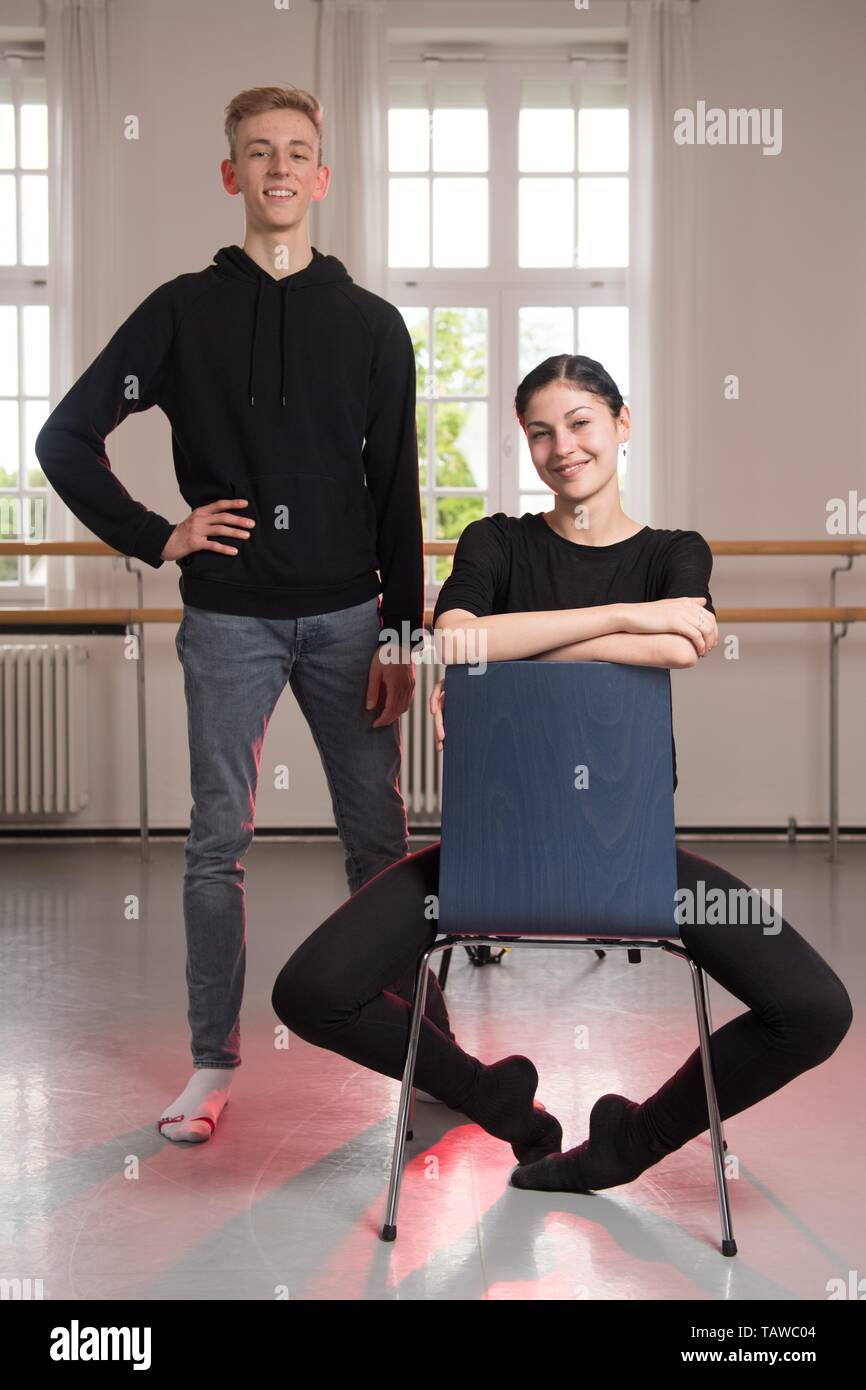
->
[[35, 85, 453, 1143]]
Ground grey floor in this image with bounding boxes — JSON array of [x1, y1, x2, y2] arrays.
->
[[0, 838, 862, 1301]]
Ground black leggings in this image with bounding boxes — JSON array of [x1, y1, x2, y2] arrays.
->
[[272, 844, 853, 1149]]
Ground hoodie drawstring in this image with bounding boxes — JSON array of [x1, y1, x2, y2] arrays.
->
[[248, 276, 263, 407], [248, 277, 290, 408], [218, 245, 334, 410], [280, 290, 287, 408]]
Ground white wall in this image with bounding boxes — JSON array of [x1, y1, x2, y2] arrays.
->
[[11, 0, 866, 831], [683, 0, 866, 826]]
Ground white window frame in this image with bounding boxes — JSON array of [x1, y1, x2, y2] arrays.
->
[[387, 57, 629, 602], [0, 51, 49, 604], [396, 287, 501, 590]]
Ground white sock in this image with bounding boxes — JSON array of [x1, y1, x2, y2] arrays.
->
[[158, 1069, 233, 1143]]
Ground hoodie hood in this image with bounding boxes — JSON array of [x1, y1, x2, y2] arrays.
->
[[213, 244, 352, 408]]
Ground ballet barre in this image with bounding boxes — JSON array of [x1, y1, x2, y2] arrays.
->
[[0, 539, 863, 861]]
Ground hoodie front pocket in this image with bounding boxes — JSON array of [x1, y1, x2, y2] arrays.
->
[[217, 471, 379, 590]]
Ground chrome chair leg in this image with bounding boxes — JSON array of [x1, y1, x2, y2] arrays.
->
[[407, 1082, 417, 1141], [688, 957, 737, 1257], [381, 944, 435, 1240], [382, 936, 738, 1257], [437, 944, 452, 991], [703, 979, 727, 1150]]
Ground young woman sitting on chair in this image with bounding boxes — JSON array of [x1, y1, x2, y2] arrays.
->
[[272, 354, 852, 1193]]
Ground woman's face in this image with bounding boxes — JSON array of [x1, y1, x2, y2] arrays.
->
[[522, 380, 629, 502]]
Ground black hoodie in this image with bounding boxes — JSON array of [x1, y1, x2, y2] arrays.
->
[[34, 245, 424, 635]]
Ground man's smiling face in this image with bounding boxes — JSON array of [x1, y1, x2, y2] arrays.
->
[[221, 107, 330, 232]]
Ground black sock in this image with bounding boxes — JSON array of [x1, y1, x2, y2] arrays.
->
[[456, 1055, 563, 1165], [510, 1092, 672, 1192]]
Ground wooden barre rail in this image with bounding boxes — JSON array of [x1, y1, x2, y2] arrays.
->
[[2, 539, 866, 558], [1, 538, 863, 626], [0, 606, 864, 626], [425, 540, 866, 558]]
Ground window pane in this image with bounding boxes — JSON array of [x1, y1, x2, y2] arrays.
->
[[0, 489, 22, 542], [518, 306, 574, 378], [389, 178, 429, 266], [519, 178, 574, 267], [581, 80, 628, 110], [433, 81, 485, 108], [577, 176, 628, 267], [399, 305, 429, 396], [0, 399, 19, 487], [432, 178, 487, 267], [520, 492, 550, 516], [436, 495, 485, 539], [25, 399, 49, 487], [0, 175, 16, 263], [21, 76, 46, 104], [0, 305, 17, 394], [434, 401, 487, 489], [617, 427, 628, 498], [519, 109, 574, 172], [0, 103, 14, 168], [519, 433, 543, 491], [435, 493, 485, 582], [21, 173, 48, 264], [522, 80, 571, 107], [390, 80, 427, 106], [578, 306, 629, 398], [432, 109, 487, 172], [24, 550, 46, 583], [25, 528, 47, 578], [25, 493, 48, 544], [20, 104, 48, 169], [578, 109, 628, 172], [389, 109, 429, 172], [416, 402, 428, 489], [4, 494, 33, 543], [23, 305, 49, 396], [433, 307, 486, 397]]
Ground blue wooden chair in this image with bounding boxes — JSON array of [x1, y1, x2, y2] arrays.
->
[[380, 659, 736, 1257]]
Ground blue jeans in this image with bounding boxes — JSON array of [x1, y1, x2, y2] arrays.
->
[[174, 595, 452, 1069]]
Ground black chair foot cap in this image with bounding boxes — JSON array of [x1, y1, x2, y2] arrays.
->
[[466, 945, 506, 967], [721, 1239, 737, 1257], [381, 1225, 397, 1242]]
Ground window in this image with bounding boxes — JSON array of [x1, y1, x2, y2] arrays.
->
[[389, 80, 488, 268], [402, 303, 489, 584], [388, 57, 629, 603], [0, 57, 50, 601]]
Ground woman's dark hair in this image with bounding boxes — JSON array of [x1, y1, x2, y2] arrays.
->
[[514, 354, 624, 426]]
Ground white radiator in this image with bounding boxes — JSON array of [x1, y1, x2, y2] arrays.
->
[[398, 657, 444, 821], [0, 643, 90, 816]]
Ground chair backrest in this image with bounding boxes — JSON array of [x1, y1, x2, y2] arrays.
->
[[438, 660, 679, 939]]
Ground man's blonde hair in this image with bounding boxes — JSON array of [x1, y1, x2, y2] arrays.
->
[[224, 85, 324, 164]]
